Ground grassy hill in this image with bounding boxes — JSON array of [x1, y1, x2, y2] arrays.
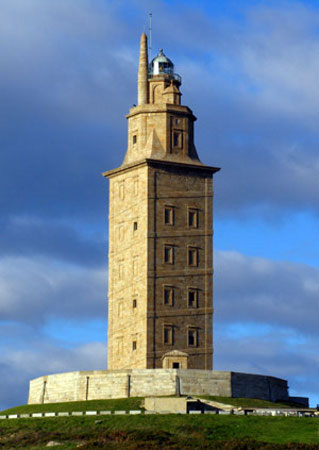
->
[[1, 396, 306, 416], [0, 397, 143, 415], [1, 413, 319, 449], [0, 397, 318, 448]]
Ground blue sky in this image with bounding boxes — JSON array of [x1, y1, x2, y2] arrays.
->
[[1, 0, 319, 410]]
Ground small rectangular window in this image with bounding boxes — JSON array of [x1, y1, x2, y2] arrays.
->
[[164, 286, 174, 306], [173, 131, 183, 149], [132, 340, 137, 351], [133, 299, 137, 309], [188, 247, 198, 267], [133, 221, 138, 231], [188, 209, 198, 228], [188, 289, 198, 308], [172, 362, 180, 369], [164, 326, 173, 345], [164, 245, 174, 264], [164, 206, 174, 226], [188, 328, 197, 347], [133, 135, 137, 144]]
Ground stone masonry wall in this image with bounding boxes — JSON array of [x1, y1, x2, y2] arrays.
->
[[28, 369, 289, 404], [231, 372, 289, 401], [147, 164, 214, 370], [179, 370, 232, 397], [107, 165, 149, 370]]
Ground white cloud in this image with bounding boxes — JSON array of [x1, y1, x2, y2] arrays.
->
[[0, 256, 106, 325], [239, 12, 319, 127], [0, 334, 106, 410], [215, 250, 319, 334]]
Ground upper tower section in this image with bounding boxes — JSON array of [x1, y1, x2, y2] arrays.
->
[[122, 33, 202, 167], [148, 49, 182, 105]]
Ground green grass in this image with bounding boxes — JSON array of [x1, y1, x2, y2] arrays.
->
[[0, 397, 144, 415], [1, 415, 319, 449], [0, 396, 310, 415], [1, 396, 309, 416], [198, 396, 307, 409]]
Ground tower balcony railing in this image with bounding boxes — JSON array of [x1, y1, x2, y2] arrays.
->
[[148, 72, 182, 84]]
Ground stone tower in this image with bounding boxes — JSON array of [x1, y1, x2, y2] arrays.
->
[[103, 33, 219, 371]]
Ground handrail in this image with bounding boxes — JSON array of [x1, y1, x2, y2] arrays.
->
[[148, 72, 182, 83]]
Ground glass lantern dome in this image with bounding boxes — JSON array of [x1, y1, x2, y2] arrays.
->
[[150, 49, 174, 75], [149, 49, 181, 83]]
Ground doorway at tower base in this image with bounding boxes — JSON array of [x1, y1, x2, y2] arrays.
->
[[28, 369, 290, 405], [162, 350, 189, 369]]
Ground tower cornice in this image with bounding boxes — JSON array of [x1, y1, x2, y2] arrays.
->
[[103, 158, 220, 179], [126, 103, 197, 122]]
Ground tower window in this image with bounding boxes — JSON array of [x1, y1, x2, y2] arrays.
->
[[163, 286, 174, 306], [173, 131, 182, 148], [172, 362, 180, 369], [188, 209, 199, 228], [188, 289, 198, 308], [132, 340, 137, 351], [164, 245, 174, 264], [133, 299, 137, 309], [163, 325, 173, 345], [164, 206, 174, 225], [188, 328, 198, 347], [188, 247, 198, 267], [133, 135, 137, 144], [133, 221, 138, 231]]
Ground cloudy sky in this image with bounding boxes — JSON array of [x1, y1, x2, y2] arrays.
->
[[1, 0, 319, 410]]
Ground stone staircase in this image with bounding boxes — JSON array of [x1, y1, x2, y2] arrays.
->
[[191, 397, 238, 412]]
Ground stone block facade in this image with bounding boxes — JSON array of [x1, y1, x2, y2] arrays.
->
[[106, 160, 216, 370], [28, 369, 289, 404], [231, 372, 289, 402]]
